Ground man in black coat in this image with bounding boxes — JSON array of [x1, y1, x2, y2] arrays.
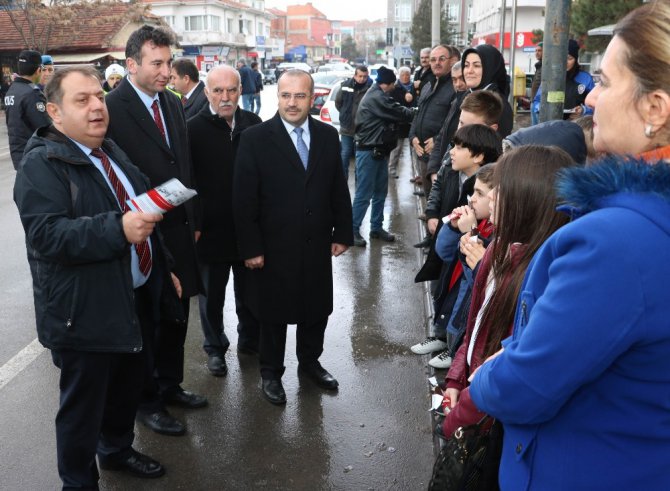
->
[[170, 58, 208, 119], [14, 65, 173, 487], [187, 65, 262, 377], [106, 25, 205, 436], [233, 69, 353, 405]]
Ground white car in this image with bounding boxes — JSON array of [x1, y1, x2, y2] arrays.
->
[[277, 62, 312, 73], [318, 82, 341, 130], [367, 64, 398, 81], [317, 63, 354, 73]]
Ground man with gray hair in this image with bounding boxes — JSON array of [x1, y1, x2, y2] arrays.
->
[[187, 65, 262, 377], [236, 58, 256, 111]]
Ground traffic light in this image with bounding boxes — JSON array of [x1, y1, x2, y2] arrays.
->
[[386, 27, 393, 45]]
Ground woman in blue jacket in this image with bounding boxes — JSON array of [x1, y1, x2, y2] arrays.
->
[[532, 39, 594, 121], [469, 3, 670, 490]]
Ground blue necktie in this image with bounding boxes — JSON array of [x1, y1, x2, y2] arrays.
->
[[294, 127, 309, 169]]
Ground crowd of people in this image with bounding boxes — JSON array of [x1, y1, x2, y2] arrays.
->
[[4, 1, 670, 489]]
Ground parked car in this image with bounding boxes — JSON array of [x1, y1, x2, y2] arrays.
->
[[367, 64, 398, 81], [310, 72, 349, 116], [317, 82, 341, 130], [277, 62, 312, 74], [317, 63, 354, 73], [262, 68, 277, 84]]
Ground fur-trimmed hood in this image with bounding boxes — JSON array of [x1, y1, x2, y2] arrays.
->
[[557, 156, 670, 230]]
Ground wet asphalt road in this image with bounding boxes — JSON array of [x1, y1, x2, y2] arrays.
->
[[0, 89, 436, 490]]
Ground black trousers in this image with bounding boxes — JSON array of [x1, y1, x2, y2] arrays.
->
[[198, 260, 260, 355], [51, 285, 152, 490], [259, 317, 328, 380], [139, 296, 190, 412]]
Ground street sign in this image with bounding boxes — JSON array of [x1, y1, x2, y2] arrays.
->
[[386, 27, 393, 45]]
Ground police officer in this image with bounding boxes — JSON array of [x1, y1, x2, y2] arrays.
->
[[5, 50, 50, 170]]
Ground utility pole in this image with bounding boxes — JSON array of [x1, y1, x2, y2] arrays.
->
[[508, 0, 518, 107], [540, 0, 572, 122], [431, 0, 440, 47], [498, 0, 506, 55]]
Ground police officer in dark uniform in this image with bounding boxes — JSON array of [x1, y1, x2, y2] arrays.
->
[[5, 50, 50, 170]]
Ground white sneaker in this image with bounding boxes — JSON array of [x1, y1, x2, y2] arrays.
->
[[410, 337, 448, 355], [429, 350, 453, 369]]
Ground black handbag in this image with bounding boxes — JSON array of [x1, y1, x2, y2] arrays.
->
[[428, 416, 503, 491]]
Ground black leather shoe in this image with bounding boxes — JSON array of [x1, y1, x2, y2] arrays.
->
[[99, 448, 165, 478], [163, 388, 208, 409], [298, 363, 339, 390], [137, 410, 185, 436], [207, 354, 228, 376], [369, 229, 395, 242], [262, 378, 287, 405], [413, 236, 432, 248]]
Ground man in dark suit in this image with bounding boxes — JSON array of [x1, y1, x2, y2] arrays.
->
[[233, 69, 353, 405], [170, 58, 208, 119], [106, 25, 205, 436], [15, 65, 173, 487], [187, 65, 262, 377]]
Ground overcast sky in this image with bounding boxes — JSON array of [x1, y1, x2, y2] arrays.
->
[[266, 0, 387, 21]]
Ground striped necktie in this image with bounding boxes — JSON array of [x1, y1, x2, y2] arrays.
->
[[294, 127, 309, 169]]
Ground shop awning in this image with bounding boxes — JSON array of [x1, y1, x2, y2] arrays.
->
[[51, 51, 126, 63]]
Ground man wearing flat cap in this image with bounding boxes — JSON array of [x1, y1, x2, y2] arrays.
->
[[351, 66, 415, 247], [5, 50, 51, 170]]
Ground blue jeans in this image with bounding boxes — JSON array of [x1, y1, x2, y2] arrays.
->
[[340, 134, 355, 180], [352, 149, 389, 232], [252, 94, 261, 115], [531, 110, 539, 126], [242, 93, 254, 111]]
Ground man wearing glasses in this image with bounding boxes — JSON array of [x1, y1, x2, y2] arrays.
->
[[187, 65, 262, 378], [409, 44, 460, 198], [233, 69, 353, 405], [5, 50, 51, 170]]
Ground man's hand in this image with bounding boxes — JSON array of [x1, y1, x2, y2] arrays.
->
[[412, 137, 424, 157], [427, 218, 439, 236], [245, 255, 265, 269], [430, 173, 437, 184], [171, 272, 182, 299], [194, 230, 201, 243], [424, 137, 435, 155], [413, 79, 420, 89], [461, 240, 486, 270], [404, 92, 414, 103], [455, 206, 477, 233], [331, 243, 348, 257], [122, 212, 162, 244]]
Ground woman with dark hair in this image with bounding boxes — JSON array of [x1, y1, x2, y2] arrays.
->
[[461, 44, 513, 137], [439, 145, 576, 437], [469, 3, 670, 489], [532, 39, 595, 121]]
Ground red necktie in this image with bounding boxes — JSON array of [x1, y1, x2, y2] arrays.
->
[[151, 100, 167, 141], [181, 95, 188, 106], [91, 148, 152, 276]]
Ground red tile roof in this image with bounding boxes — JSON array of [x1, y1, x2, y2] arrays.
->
[[286, 3, 326, 18], [0, 3, 157, 53]]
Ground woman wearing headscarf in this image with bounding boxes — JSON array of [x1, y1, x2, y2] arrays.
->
[[461, 44, 513, 137], [468, 2, 670, 490]]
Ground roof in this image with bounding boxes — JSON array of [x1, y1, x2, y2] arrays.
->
[[286, 3, 327, 18], [287, 33, 327, 48], [267, 7, 287, 16], [0, 3, 156, 53], [142, 0, 266, 12]]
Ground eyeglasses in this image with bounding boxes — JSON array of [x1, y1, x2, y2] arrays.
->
[[430, 56, 449, 63]]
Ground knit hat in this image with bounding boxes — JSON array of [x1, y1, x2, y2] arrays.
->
[[376, 66, 396, 85], [18, 50, 42, 73], [105, 63, 125, 80], [41, 55, 53, 66], [568, 39, 580, 60]]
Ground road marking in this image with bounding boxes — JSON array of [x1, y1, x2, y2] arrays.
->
[[0, 338, 45, 391]]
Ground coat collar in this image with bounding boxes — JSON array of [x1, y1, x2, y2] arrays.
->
[[557, 156, 670, 234], [268, 113, 325, 177], [114, 78, 174, 155]]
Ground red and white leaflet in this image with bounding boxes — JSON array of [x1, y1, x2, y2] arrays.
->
[[127, 178, 197, 214]]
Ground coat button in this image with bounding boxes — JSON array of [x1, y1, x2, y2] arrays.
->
[[169, 160, 175, 165], [515, 443, 523, 454], [306, 209, 312, 215]]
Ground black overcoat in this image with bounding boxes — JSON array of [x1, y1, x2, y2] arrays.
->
[[188, 106, 262, 262], [183, 81, 208, 119], [233, 113, 353, 324], [105, 78, 202, 297]]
